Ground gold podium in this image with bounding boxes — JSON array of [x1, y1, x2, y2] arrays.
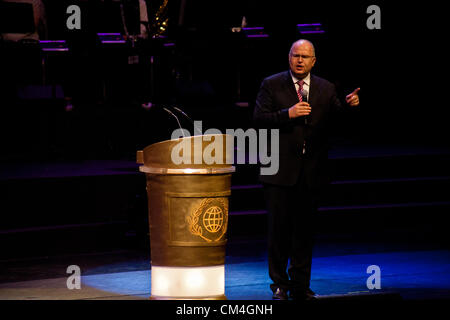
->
[[137, 134, 235, 300]]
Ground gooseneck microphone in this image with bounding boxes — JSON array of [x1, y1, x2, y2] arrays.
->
[[172, 106, 203, 136], [173, 106, 193, 122], [163, 107, 185, 138]]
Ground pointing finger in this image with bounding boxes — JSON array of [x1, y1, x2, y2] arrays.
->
[[351, 87, 360, 96]]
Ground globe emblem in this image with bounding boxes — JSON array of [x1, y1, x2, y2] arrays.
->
[[202, 206, 224, 233]]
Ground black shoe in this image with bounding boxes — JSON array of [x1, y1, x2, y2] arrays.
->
[[305, 288, 319, 300], [272, 287, 289, 300], [290, 288, 319, 301]]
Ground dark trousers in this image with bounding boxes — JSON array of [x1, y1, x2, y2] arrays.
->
[[263, 172, 318, 293]]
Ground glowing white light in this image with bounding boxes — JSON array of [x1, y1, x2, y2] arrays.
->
[[151, 265, 224, 298], [152, 273, 170, 295], [184, 269, 206, 289]]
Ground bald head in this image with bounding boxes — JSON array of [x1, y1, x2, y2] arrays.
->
[[288, 39, 317, 79], [289, 39, 315, 57]]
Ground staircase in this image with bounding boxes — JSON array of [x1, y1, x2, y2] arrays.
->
[[1, 145, 449, 260], [228, 147, 450, 244]]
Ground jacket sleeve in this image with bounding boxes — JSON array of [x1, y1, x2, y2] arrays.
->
[[253, 78, 291, 127], [330, 83, 344, 113]]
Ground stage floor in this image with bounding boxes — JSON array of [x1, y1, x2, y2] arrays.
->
[[1, 238, 449, 300]]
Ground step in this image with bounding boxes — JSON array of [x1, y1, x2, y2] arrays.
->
[[228, 201, 450, 243], [2, 170, 449, 230], [2, 200, 449, 261], [0, 173, 146, 230], [1, 150, 449, 257], [232, 152, 450, 185], [229, 176, 450, 211], [4, 173, 447, 231]]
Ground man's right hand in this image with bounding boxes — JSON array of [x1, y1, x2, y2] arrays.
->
[[288, 102, 311, 119]]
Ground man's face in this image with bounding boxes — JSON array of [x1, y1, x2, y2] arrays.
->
[[289, 42, 316, 79]]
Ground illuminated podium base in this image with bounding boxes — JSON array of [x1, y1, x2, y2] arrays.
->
[[150, 266, 226, 300]]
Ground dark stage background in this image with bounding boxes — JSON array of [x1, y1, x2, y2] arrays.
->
[[0, 0, 448, 162]]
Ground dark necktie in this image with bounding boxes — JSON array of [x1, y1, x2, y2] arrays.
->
[[296, 80, 304, 102], [296, 80, 307, 155]]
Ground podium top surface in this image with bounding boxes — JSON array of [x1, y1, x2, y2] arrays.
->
[[137, 134, 235, 175]]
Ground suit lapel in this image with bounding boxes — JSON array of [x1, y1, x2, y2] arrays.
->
[[309, 75, 322, 124], [282, 71, 299, 105], [309, 75, 320, 109]]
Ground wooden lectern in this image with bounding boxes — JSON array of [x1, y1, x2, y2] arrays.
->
[[137, 134, 235, 300]]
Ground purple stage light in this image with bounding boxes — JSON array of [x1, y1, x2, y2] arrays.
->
[[242, 27, 269, 39], [41, 48, 69, 52], [297, 23, 325, 34], [300, 30, 325, 34], [101, 40, 127, 44], [97, 33, 126, 44], [242, 27, 265, 31], [39, 40, 69, 52], [246, 34, 269, 38], [39, 40, 66, 43], [297, 23, 322, 27], [97, 33, 122, 36]]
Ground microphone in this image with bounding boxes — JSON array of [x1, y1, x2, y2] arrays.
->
[[163, 107, 185, 138], [172, 106, 203, 136], [173, 106, 192, 122], [301, 89, 309, 124], [301, 89, 308, 103]]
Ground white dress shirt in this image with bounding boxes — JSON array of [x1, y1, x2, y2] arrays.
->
[[290, 71, 311, 101]]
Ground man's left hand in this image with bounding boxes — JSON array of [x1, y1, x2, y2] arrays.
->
[[345, 88, 360, 107]]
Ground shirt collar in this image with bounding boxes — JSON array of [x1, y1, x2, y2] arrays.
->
[[290, 71, 310, 87]]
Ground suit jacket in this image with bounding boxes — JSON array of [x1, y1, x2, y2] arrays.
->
[[253, 71, 343, 189]]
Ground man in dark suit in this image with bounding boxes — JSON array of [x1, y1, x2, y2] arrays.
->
[[253, 39, 359, 300]]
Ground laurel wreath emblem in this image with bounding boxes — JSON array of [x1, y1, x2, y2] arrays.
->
[[186, 198, 228, 242]]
